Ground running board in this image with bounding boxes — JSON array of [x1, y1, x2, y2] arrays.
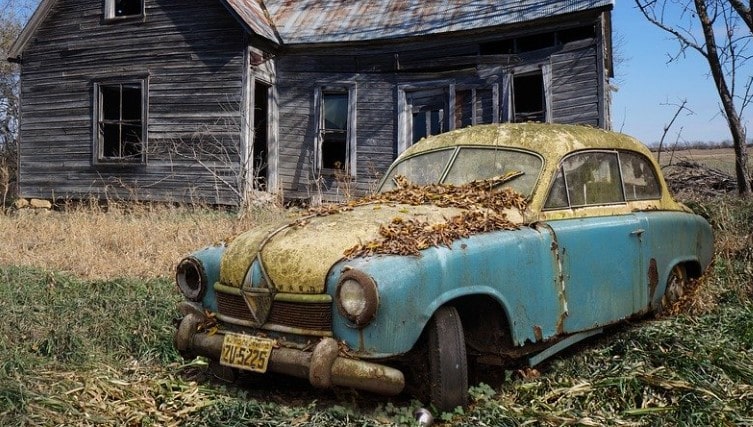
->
[[528, 328, 603, 367]]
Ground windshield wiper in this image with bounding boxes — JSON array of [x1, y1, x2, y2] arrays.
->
[[486, 170, 525, 189]]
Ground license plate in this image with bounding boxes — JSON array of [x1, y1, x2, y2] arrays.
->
[[220, 333, 275, 373]]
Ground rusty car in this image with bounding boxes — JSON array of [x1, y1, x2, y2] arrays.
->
[[173, 123, 714, 412]]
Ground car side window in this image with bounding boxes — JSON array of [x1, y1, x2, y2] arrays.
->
[[544, 151, 625, 209], [544, 168, 568, 209], [619, 151, 662, 200]]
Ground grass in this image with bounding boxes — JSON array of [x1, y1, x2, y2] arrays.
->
[[0, 200, 289, 280], [0, 195, 751, 425]]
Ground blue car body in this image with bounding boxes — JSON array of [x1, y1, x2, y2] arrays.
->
[[173, 123, 714, 411]]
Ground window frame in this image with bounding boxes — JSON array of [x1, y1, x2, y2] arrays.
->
[[314, 83, 357, 177], [92, 77, 149, 165], [543, 150, 663, 211], [398, 80, 500, 155], [103, 0, 145, 22]]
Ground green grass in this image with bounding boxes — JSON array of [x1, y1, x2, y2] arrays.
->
[[1, 195, 752, 426]]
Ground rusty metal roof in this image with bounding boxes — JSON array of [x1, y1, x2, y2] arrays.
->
[[11, 0, 613, 58], [223, 0, 280, 43], [253, 0, 613, 45]]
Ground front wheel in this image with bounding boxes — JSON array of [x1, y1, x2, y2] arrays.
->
[[427, 306, 468, 412]]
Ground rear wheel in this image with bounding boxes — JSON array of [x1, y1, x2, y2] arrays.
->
[[660, 264, 688, 314], [427, 306, 468, 412]]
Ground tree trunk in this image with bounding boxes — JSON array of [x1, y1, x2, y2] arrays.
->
[[694, 0, 752, 196]]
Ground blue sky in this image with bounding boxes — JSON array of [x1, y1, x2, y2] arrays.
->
[[611, 1, 749, 145]]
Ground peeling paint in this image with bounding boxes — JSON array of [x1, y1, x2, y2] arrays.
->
[[533, 325, 543, 342]]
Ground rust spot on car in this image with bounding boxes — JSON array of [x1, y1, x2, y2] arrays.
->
[[648, 258, 659, 300], [533, 325, 543, 341]]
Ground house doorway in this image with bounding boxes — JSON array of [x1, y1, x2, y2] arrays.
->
[[253, 81, 270, 190]]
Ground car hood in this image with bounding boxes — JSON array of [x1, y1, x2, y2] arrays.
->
[[220, 203, 481, 294]]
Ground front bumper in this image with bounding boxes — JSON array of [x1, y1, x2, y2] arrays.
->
[[174, 302, 405, 396]]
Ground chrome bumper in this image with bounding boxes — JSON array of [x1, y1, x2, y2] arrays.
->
[[174, 302, 405, 396]]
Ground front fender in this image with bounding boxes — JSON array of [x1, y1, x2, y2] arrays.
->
[[327, 227, 561, 358], [187, 244, 226, 312]]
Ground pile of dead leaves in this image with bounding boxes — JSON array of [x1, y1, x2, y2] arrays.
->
[[307, 173, 528, 258]]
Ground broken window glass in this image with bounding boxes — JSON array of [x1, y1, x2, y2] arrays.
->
[[97, 82, 144, 162], [320, 91, 348, 171]]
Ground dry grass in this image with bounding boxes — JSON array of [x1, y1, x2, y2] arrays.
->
[[1, 193, 752, 426], [0, 201, 289, 280]]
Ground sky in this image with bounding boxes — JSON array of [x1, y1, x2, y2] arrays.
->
[[610, 0, 750, 145]]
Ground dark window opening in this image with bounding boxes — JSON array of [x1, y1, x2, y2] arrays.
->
[[98, 82, 144, 162], [114, 0, 142, 17], [253, 82, 270, 190], [408, 89, 447, 144], [558, 25, 596, 44], [517, 33, 555, 53], [479, 39, 515, 55], [480, 25, 596, 55], [513, 73, 545, 123], [455, 87, 495, 129], [412, 109, 444, 143], [321, 92, 348, 171]]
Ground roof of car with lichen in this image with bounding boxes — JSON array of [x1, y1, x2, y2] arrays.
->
[[398, 123, 651, 162]]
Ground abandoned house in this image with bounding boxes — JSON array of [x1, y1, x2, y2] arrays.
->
[[9, 0, 614, 205]]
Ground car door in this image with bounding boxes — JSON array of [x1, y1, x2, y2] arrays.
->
[[541, 151, 646, 332]]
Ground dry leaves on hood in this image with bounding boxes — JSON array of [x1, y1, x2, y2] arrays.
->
[[305, 172, 529, 258]]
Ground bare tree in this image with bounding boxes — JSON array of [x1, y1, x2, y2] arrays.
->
[[635, 0, 752, 196], [0, 1, 32, 207]]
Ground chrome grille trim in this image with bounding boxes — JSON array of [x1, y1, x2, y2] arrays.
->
[[215, 291, 333, 334], [268, 300, 333, 330]]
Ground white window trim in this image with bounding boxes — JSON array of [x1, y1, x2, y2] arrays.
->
[[314, 82, 357, 177], [244, 53, 278, 194], [92, 76, 148, 165]]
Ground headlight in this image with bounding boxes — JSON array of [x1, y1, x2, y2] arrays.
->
[[335, 269, 379, 328], [176, 257, 207, 301]]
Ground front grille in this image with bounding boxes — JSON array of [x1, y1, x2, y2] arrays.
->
[[216, 291, 332, 331], [216, 292, 254, 322], [268, 301, 332, 330]]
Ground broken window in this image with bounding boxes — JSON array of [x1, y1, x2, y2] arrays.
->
[[455, 86, 497, 129], [105, 0, 144, 20], [316, 85, 356, 175], [512, 72, 546, 123], [94, 80, 146, 163], [398, 84, 500, 153], [408, 88, 447, 143], [480, 25, 596, 55]]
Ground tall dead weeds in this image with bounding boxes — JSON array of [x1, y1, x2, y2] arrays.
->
[[0, 201, 287, 280]]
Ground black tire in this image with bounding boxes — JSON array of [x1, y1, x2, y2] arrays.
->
[[659, 264, 688, 314], [427, 306, 468, 412]]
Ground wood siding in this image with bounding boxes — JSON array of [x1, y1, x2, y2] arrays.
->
[[17, 2, 610, 204], [274, 14, 608, 201], [18, 0, 247, 204]]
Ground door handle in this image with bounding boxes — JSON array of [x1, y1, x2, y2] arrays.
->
[[630, 228, 645, 236]]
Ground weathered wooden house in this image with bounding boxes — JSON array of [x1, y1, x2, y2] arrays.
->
[[9, 0, 614, 204]]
